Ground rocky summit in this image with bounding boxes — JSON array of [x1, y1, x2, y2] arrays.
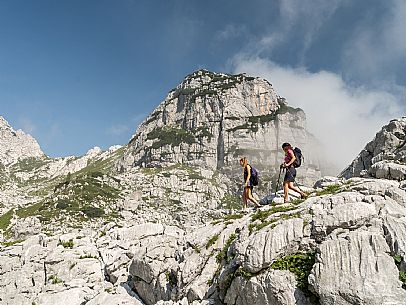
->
[[118, 70, 322, 186], [341, 117, 406, 181], [0, 70, 405, 305]]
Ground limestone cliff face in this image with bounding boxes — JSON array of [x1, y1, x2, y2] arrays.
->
[[118, 70, 321, 185], [340, 117, 406, 180], [0, 116, 44, 165]]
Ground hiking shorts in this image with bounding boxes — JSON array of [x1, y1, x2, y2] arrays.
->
[[284, 167, 296, 183]]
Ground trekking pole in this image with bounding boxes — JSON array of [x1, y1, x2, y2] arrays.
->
[[274, 167, 283, 198]]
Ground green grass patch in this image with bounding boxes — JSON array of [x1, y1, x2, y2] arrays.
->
[[224, 214, 243, 221], [251, 205, 298, 222], [79, 254, 98, 259], [206, 233, 220, 249], [271, 252, 319, 302], [216, 234, 237, 263], [394, 255, 406, 289], [249, 206, 301, 234], [0, 209, 14, 231], [221, 194, 241, 210], [147, 126, 196, 149], [314, 184, 342, 196], [58, 239, 74, 248], [48, 275, 63, 284]]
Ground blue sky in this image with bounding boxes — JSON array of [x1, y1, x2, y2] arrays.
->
[[0, 0, 405, 163]]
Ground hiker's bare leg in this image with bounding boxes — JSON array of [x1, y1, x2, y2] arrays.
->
[[247, 188, 261, 207], [242, 188, 248, 211], [283, 181, 289, 203], [287, 182, 305, 196]]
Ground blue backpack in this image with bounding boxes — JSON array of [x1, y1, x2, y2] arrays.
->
[[293, 147, 303, 168], [251, 166, 259, 186]]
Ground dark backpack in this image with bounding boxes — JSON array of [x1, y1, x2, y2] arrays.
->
[[293, 147, 303, 168], [250, 166, 259, 186]]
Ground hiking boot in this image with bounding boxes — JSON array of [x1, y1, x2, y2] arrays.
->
[[301, 193, 308, 199]]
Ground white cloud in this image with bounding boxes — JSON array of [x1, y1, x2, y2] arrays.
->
[[19, 118, 37, 135], [107, 124, 131, 137], [232, 56, 404, 172], [255, 0, 346, 60], [342, 0, 406, 82], [214, 24, 247, 42]]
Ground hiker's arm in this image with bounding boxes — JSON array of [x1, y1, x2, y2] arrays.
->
[[285, 150, 296, 167], [245, 165, 251, 185]]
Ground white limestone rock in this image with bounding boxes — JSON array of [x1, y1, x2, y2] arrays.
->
[[341, 117, 406, 180], [237, 218, 304, 273], [309, 229, 406, 305], [225, 269, 309, 305], [0, 116, 44, 165]]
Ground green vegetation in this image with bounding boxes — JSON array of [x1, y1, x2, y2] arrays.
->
[[190, 243, 201, 253], [194, 126, 213, 142], [223, 213, 243, 221], [11, 157, 51, 172], [251, 205, 298, 222], [227, 102, 303, 134], [144, 111, 162, 125], [58, 239, 74, 249], [13, 170, 120, 226], [0, 209, 14, 231], [1, 239, 24, 247], [315, 184, 342, 196], [220, 194, 241, 210], [79, 254, 98, 259], [271, 252, 319, 302], [234, 267, 254, 279], [394, 255, 406, 289], [147, 127, 196, 149], [48, 275, 63, 284], [249, 206, 301, 234], [178, 87, 196, 95], [206, 233, 220, 249], [165, 270, 178, 287], [216, 234, 237, 263]]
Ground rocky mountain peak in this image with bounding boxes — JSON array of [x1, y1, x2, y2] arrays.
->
[[118, 69, 321, 186], [340, 116, 406, 180], [0, 116, 44, 165]]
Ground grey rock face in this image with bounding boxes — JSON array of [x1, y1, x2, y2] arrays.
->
[[225, 269, 309, 305], [310, 229, 406, 305], [118, 70, 321, 186], [0, 116, 44, 165], [341, 117, 406, 180]]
